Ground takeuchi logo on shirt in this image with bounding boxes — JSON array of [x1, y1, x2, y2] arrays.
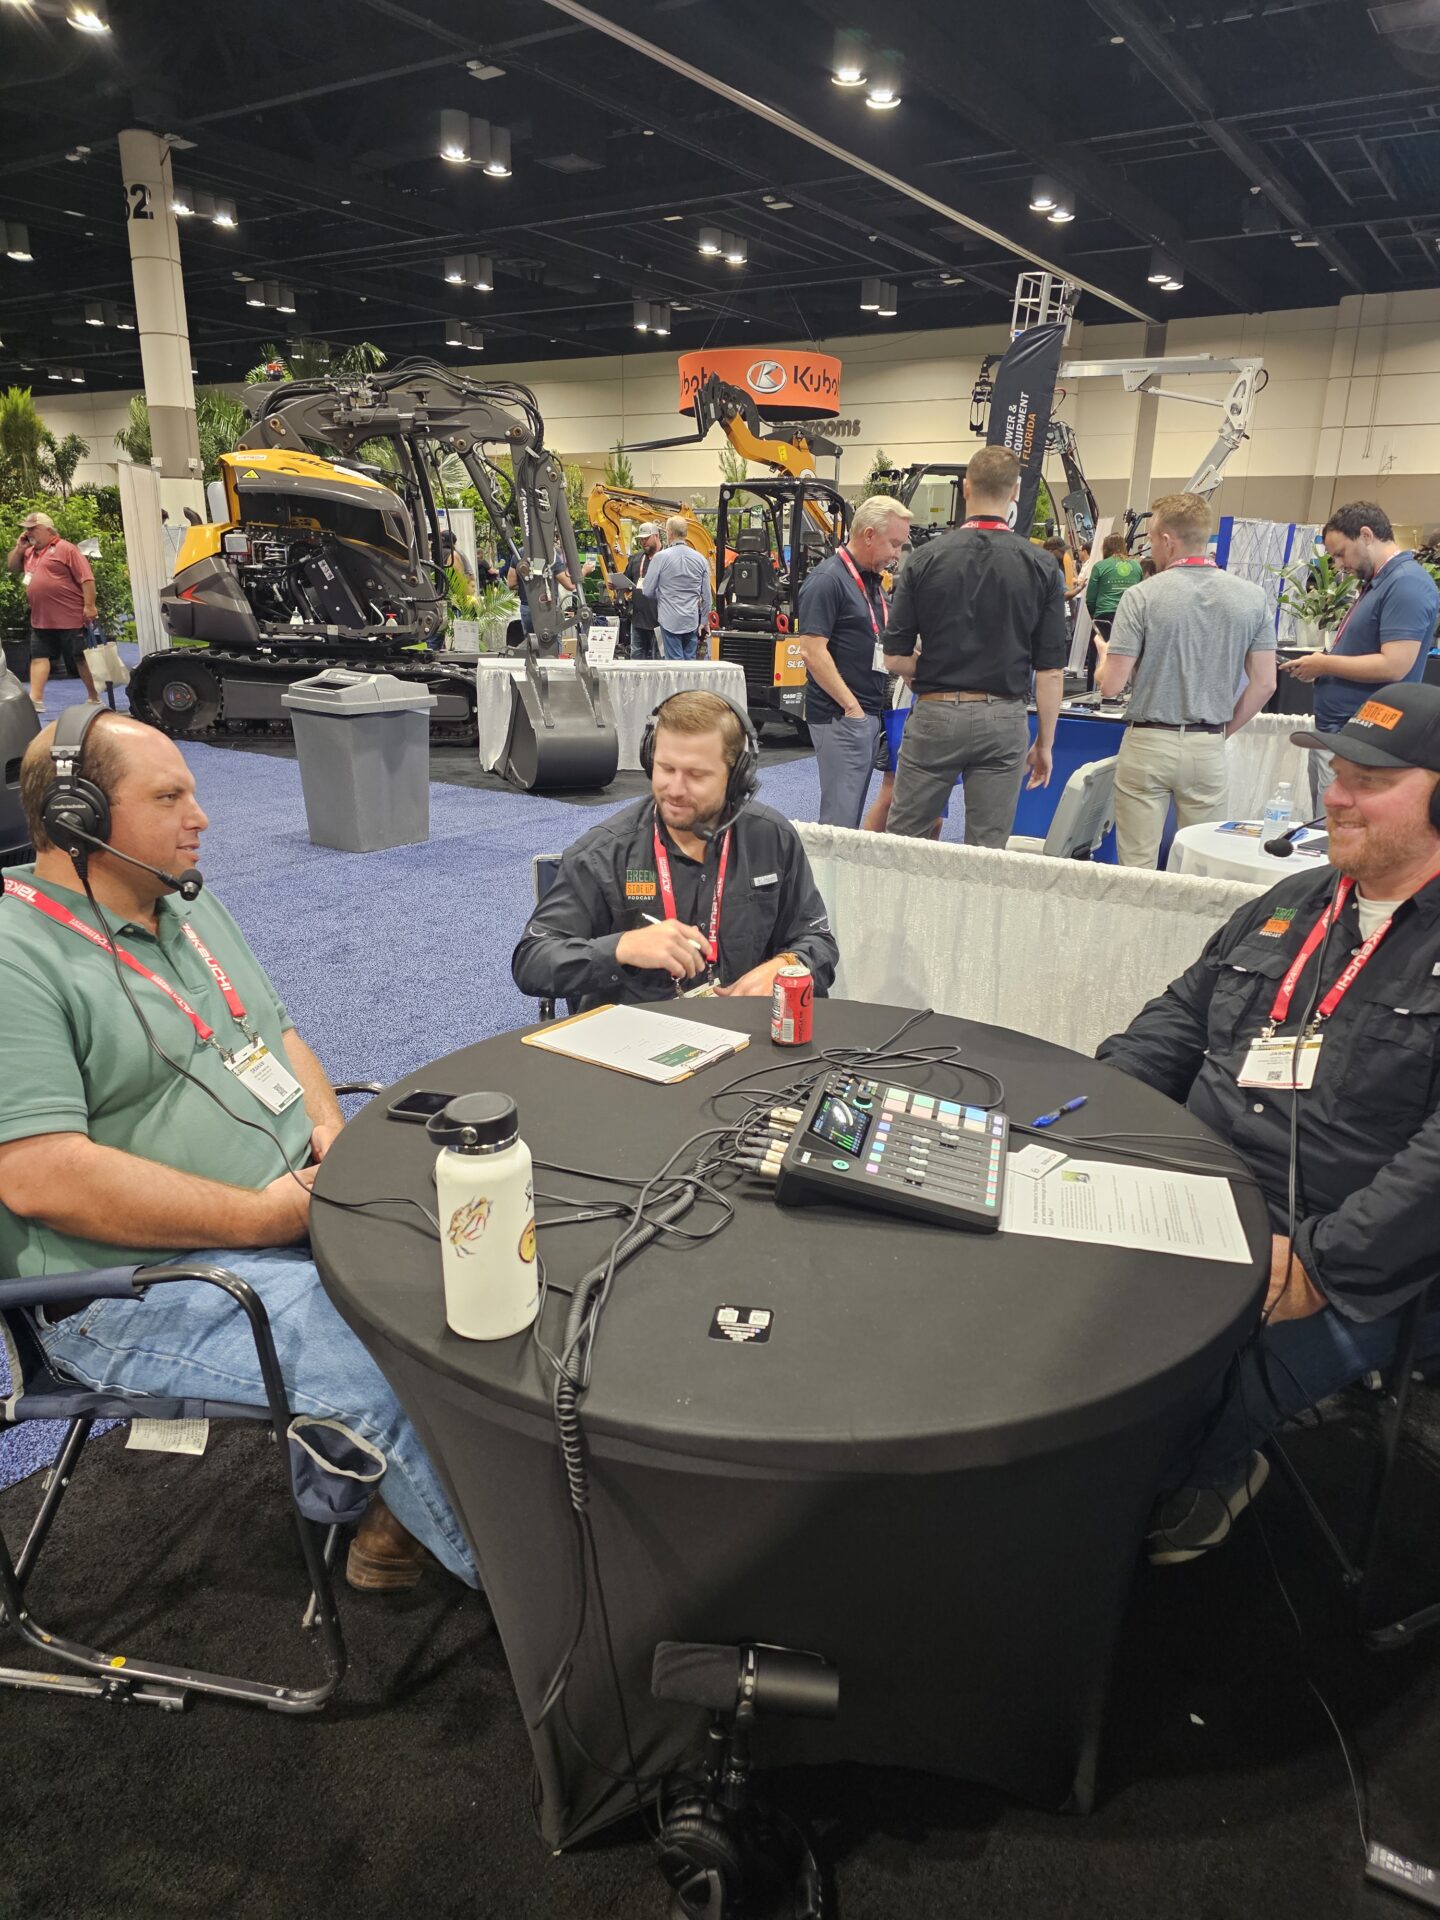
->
[[1354, 699, 1404, 730], [625, 869, 658, 898]]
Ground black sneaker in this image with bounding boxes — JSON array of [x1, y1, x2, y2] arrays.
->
[[1145, 1452, 1270, 1566]]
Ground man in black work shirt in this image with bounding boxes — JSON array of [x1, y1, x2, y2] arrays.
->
[[512, 690, 838, 1011], [795, 494, 912, 828], [1097, 681, 1440, 1564], [882, 446, 1068, 846]]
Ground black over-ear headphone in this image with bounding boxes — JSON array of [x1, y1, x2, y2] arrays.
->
[[41, 702, 110, 860], [639, 692, 761, 836]]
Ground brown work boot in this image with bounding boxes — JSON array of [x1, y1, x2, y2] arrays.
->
[[346, 1497, 428, 1592]]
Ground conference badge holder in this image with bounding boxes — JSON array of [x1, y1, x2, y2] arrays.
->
[[225, 1038, 305, 1113], [1237, 1032, 1322, 1090]]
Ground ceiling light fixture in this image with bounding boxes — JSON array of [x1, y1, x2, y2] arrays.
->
[[633, 298, 651, 332], [1146, 248, 1173, 284], [473, 254, 493, 290], [444, 318, 464, 348], [463, 325, 484, 352], [192, 190, 216, 223], [1028, 174, 1058, 212], [698, 225, 722, 256], [4, 222, 33, 262], [246, 284, 268, 308], [877, 282, 898, 317], [649, 303, 671, 336], [1161, 276, 1183, 291], [67, 4, 109, 31], [171, 182, 194, 217], [69, 367, 84, 383], [831, 28, 868, 87], [865, 53, 902, 109], [1046, 189, 1075, 224], [484, 125, 512, 177], [212, 197, 238, 229], [275, 286, 297, 314], [860, 276, 881, 311], [723, 231, 747, 265], [47, 367, 64, 381], [84, 301, 105, 327], [115, 306, 135, 330], [443, 255, 465, 284], [440, 109, 471, 164]]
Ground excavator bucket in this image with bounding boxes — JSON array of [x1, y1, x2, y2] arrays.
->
[[499, 643, 619, 791]]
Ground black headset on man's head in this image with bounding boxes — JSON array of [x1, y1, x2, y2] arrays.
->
[[39, 702, 204, 900], [638, 691, 761, 839]]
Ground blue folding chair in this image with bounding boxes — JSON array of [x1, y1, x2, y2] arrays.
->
[[0, 1261, 350, 1712]]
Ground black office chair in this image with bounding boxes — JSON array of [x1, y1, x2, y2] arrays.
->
[[532, 852, 563, 1023], [0, 1262, 352, 1711], [1268, 1281, 1440, 1650]]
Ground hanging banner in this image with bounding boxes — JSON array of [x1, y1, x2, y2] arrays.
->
[[984, 322, 1066, 538], [676, 348, 841, 418]]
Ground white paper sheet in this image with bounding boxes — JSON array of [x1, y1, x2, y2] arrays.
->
[[523, 1003, 749, 1083], [1001, 1159, 1253, 1264]]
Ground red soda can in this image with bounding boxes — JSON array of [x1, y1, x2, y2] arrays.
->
[[770, 964, 813, 1046]]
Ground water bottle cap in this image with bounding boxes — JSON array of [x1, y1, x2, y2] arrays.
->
[[428, 1091, 519, 1154]]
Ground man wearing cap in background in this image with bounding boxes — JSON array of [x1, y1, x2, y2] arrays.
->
[[623, 521, 663, 660], [5, 511, 99, 712], [1282, 501, 1440, 815], [1097, 681, 1440, 1564]]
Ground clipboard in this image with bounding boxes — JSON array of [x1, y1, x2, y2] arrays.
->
[[521, 1002, 750, 1085]]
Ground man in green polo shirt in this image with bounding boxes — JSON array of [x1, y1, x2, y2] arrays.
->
[[1083, 533, 1143, 686], [0, 709, 476, 1596]]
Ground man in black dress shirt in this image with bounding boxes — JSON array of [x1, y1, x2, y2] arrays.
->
[[881, 447, 1068, 846]]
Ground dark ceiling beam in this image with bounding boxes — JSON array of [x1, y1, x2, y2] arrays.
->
[[1087, 0, 1372, 292], [804, 0, 1263, 315], [537, 0, 1153, 320]]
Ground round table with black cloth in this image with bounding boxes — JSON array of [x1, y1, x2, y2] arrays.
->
[[311, 998, 1268, 1848]]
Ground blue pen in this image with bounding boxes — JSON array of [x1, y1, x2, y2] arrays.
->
[[1030, 1095, 1087, 1129]]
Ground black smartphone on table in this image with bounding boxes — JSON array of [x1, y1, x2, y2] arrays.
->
[[386, 1089, 458, 1124]]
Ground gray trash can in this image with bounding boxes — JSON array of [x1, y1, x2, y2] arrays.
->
[[281, 670, 437, 853]]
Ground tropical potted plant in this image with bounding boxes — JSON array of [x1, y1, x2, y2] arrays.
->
[[1274, 553, 1357, 650], [475, 579, 520, 653]]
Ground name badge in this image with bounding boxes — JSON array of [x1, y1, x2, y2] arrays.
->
[[225, 1038, 304, 1114], [1237, 1033, 1322, 1090], [873, 641, 886, 673]]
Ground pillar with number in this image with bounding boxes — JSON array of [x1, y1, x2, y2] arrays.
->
[[117, 128, 205, 523]]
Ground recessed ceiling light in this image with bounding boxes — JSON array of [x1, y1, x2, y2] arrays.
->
[[663, 214, 682, 222]]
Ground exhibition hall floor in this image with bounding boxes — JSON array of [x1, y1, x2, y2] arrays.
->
[[2, 699, 1439, 1920]]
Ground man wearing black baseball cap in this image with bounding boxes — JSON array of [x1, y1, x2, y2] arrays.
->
[[1096, 680, 1440, 1563]]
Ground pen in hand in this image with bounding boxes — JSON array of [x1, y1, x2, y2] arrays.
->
[[642, 911, 711, 959], [1030, 1095, 1087, 1129]]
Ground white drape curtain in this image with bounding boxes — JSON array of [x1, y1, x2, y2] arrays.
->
[[796, 824, 1263, 1059], [116, 460, 168, 657], [1225, 713, 1313, 821]]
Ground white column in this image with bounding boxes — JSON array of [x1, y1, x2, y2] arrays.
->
[[117, 128, 205, 522]]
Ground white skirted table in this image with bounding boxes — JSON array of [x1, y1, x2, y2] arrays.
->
[[474, 657, 749, 774], [1167, 820, 1328, 887]]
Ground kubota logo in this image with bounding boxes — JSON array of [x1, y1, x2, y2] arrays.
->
[[747, 360, 787, 395]]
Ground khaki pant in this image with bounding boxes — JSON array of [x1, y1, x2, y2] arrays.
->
[[1114, 725, 1228, 868]]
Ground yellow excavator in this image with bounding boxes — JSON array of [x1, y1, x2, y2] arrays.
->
[[585, 484, 718, 658], [627, 374, 851, 733]]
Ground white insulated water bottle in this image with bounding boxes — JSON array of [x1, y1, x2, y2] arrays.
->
[[428, 1093, 538, 1341]]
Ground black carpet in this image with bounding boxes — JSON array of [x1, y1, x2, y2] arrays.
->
[[4, 1392, 1439, 1920]]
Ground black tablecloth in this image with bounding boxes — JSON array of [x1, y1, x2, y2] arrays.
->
[[311, 998, 1268, 1845]]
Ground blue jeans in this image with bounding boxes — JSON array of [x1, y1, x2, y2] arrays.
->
[[1181, 1302, 1440, 1488], [661, 626, 699, 661], [629, 626, 659, 661], [35, 1246, 477, 1587]]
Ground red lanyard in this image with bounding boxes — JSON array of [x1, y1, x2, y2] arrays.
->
[[964, 517, 1011, 532], [3, 877, 251, 1051], [835, 546, 888, 642], [1170, 556, 1218, 569], [1266, 878, 1387, 1032], [653, 822, 729, 964]]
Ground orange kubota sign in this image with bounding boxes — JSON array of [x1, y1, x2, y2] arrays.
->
[[676, 348, 842, 418]]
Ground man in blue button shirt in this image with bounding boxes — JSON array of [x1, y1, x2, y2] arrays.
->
[[1283, 501, 1440, 813], [641, 515, 713, 660]]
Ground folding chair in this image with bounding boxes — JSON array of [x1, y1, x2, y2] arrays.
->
[[1007, 756, 1118, 860], [1268, 1281, 1440, 1651], [0, 1262, 350, 1712], [532, 852, 563, 1022]]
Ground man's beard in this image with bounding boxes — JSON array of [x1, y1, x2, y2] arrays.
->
[[1326, 810, 1420, 885]]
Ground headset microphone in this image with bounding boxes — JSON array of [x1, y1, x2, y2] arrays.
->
[[53, 817, 204, 901], [1264, 816, 1326, 857]]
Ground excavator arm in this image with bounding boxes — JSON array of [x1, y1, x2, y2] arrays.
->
[[586, 484, 716, 577], [241, 360, 585, 655]]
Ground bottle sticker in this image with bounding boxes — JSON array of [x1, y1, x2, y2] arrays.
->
[[518, 1220, 536, 1263], [447, 1195, 491, 1255]]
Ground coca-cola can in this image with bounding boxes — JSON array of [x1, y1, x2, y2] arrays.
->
[[770, 964, 813, 1046]]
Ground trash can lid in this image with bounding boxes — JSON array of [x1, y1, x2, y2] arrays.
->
[[280, 669, 438, 714]]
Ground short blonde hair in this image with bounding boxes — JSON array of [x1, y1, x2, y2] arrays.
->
[[850, 494, 911, 540], [664, 515, 689, 542], [965, 446, 1021, 501], [1150, 492, 1212, 546], [653, 690, 746, 768]]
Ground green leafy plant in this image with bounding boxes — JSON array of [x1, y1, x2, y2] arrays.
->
[[113, 387, 250, 488], [0, 388, 50, 495], [1273, 552, 1357, 633], [41, 431, 90, 499], [718, 442, 748, 487], [1030, 478, 1055, 540], [602, 441, 635, 489], [244, 338, 387, 384], [862, 449, 897, 499]]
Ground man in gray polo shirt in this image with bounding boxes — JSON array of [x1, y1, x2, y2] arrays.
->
[[1100, 492, 1277, 867]]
